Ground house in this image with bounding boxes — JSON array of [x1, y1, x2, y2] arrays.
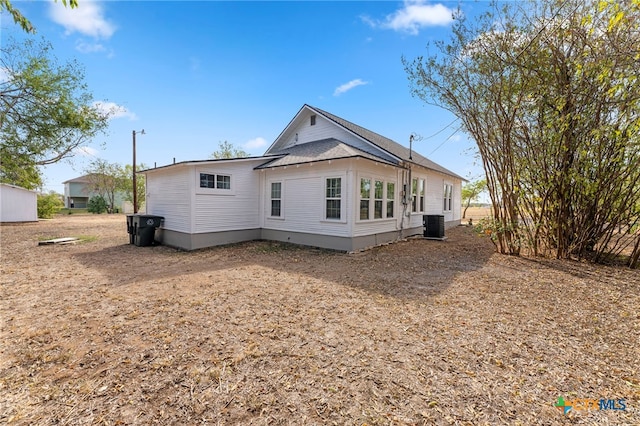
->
[[0, 183, 38, 223], [142, 105, 464, 251], [63, 174, 132, 212]]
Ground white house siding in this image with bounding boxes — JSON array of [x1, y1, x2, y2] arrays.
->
[[146, 166, 192, 233], [193, 160, 263, 233], [261, 160, 351, 238], [0, 184, 38, 222], [278, 113, 397, 163]]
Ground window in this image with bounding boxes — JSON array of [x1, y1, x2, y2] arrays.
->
[[411, 178, 425, 213], [326, 178, 341, 219], [310, 115, 316, 126], [200, 173, 215, 188], [200, 173, 231, 190], [387, 182, 395, 218], [271, 182, 282, 217], [374, 180, 383, 219], [216, 174, 231, 189], [444, 183, 453, 212], [358, 176, 395, 221], [360, 178, 371, 220]]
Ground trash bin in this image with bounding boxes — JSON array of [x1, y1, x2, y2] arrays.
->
[[126, 214, 163, 246], [423, 214, 445, 238]]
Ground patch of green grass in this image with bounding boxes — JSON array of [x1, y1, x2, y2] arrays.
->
[[76, 235, 99, 243]]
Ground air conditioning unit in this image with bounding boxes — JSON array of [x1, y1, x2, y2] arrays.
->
[[423, 215, 445, 239]]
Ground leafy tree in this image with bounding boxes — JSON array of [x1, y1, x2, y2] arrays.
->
[[120, 164, 147, 211], [84, 160, 126, 213], [87, 195, 107, 214], [405, 0, 640, 266], [1, 0, 77, 33], [461, 178, 486, 219], [0, 37, 110, 190], [210, 140, 249, 159], [37, 191, 64, 219]]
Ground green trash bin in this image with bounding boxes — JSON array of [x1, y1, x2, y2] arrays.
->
[[127, 214, 163, 246]]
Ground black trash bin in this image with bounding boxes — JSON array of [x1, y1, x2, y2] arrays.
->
[[127, 214, 163, 246]]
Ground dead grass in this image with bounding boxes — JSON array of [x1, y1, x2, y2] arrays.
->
[[1, 215, 638, 425]]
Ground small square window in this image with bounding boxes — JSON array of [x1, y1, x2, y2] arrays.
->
[[200, 173, 215, 188], [216, 175, 231, 190]]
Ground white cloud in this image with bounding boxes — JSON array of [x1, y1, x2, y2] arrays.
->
[[362, 1, 455, 35], [333, 79, 369, 96], [49, 1, 116, 39], [75, 39, 106, 54], [243, 137, 268, 151], [93, 101, 137, 121]]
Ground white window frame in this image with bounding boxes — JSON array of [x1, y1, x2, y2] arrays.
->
[[411, 177, 425, 214], [357, 174, 396, 222], [386, 182, 395, 218], [324, 176, 343, 221], [196, 169, 235, 195], [374, 179, 384, 219], [444, 182, 453, 212], [360, 177, 371, 220], [269, 181, 283, 219]]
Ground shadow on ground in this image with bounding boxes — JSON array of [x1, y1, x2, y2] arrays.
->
[[72, 226, 496, 299]]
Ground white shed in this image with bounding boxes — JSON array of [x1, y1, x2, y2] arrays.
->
[[0, 183, 38, 223]]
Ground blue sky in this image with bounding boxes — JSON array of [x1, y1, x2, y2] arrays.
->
[[3, 1, 487, 193]]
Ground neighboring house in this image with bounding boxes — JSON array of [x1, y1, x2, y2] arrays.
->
[[143, 105, 464, 251], [0, 183, 38, 223], [63, 174, 132, 212]]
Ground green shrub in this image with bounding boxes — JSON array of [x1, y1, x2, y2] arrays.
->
[[37, 192, 64, 219], [87, 195, 107, 214]]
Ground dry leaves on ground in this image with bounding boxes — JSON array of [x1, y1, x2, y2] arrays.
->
[[1, 215, 638, 425]]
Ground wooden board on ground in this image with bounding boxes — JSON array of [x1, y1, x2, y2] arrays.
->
[[38, 237, 79, 246]]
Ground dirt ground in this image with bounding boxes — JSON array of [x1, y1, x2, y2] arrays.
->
[[1, 213, 638, 425]]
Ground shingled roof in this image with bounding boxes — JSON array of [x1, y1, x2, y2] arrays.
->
[[256, 138, 395, 169], [308, 105, 464, 180]]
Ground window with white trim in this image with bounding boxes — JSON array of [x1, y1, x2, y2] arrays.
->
[[386, 182, 395, 218], [270, 182, 282, 217], [359, 176, 395, 221], [325, 178, 341, 220], [444, 183, 453, 212], [411, 178, 425, 213], [360, 178, 371, 220], [200, 173, 231, 190], [374, 180, 384, 219]]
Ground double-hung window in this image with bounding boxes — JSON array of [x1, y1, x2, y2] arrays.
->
[[386, 182, 395, 218], [270, 182, 282, 217], [411, 178, 425, 213], [326, 178, 341, 220], [444, 183, 453, 212], [374, 180, 384, 219], [360, 178, 371, 220]]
